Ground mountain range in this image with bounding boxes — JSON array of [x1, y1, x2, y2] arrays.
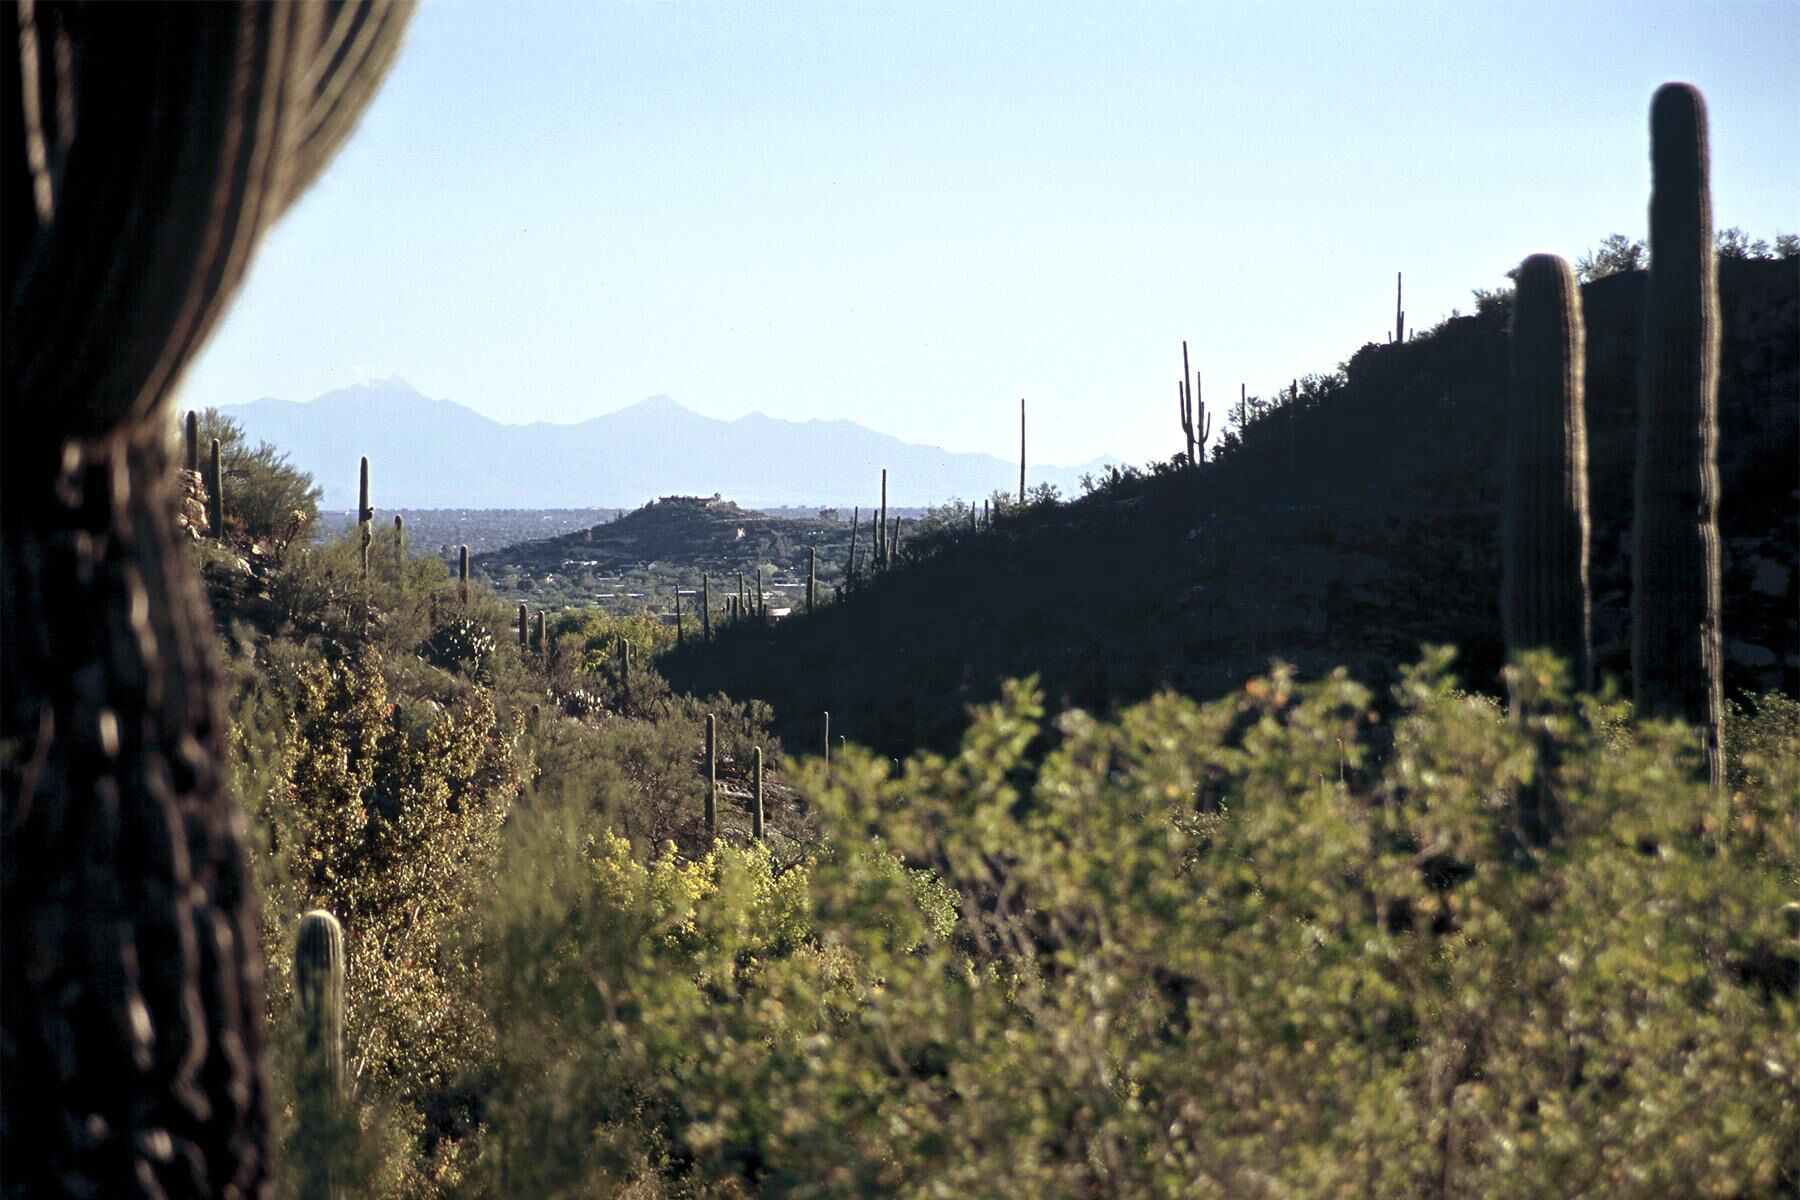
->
[[219, 379, 1116, 510]]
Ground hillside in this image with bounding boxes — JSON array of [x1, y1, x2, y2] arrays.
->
[[222, 382, 1112, 509], [660, 258, 1799, 756], [473, 495, 863, 604]]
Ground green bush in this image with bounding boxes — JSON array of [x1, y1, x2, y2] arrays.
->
[[472, 652, 1797, 1198]]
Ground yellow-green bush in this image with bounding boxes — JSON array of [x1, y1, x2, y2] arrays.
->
[[471, 652, 1797, 1199]]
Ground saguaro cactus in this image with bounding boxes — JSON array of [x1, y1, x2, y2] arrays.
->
[[1019, 398, 1027, 505], [702, 574, 712, 640], [675, 588, 684, 645], [1395, 272, 1406, 344], [185, 410, 200, 474], [1177, 340, 1210, 466], [295, 910, 346, 1200], [535, 610, 547, 656], [620, 637, 632, 700], [357, 456, 373, 577], [458, 545, 470, 604], [1504, 253, 1592, 692], [518, 602, 528, 650], [393, 513, 405, 562], [209, 437, 224, 539], [1634, 81, 1724, 788], [752, 746, 765, 841], [807, 546, 816, 612], [848, 508, 860, 586], [704, 714, 718, 834], [879, 471, 889, 567], [822, 711, 831, 766]]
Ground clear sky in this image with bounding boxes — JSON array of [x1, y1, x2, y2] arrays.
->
[[178, 0, 1799, 470]]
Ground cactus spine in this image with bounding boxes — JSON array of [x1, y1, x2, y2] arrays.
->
[[209, 437, 224, 539], [295, 910, 346, 1200], [1634, 82, 1723, 788], [358, 456, 373, 577], [185, 410, 199, 474], [458, 545, 469, 604], [705, 714, 718, 834], [751, 746, 765, 841], [1504, 253, 1592, 692]]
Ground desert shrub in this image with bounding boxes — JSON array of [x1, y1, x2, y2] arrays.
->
[[472, 652, 1798, 1198], [245, 642, 525, 1200]]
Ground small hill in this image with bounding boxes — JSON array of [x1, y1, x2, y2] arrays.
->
[[474, 495, 855, 582], [660, 258, 1798, 757]]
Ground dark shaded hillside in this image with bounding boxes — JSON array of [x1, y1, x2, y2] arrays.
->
[[661, 259, 1798, 757]]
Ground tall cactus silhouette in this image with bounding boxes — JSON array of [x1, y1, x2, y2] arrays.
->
[[1634, 81, 1723, 789], [704, 714, 718, 834], [185, 410, 199, 475], [752, 746, 765, 841], [1504, 253, 1592, 692], [518, 602, 528, 651], [458, 545, 469, 604], [295, 910, 346, 1200], [209, 437, 224, 539], [1019, 398, 1027, 505], [807, 546, 817, 612], [393, 513, 404, 563], [1394, 272, 1406, 344], [879, 471, 888, 568], [1177, 340, 1209, 466], [357, 456, 373, 578], [535, 610, 547, 657], [702, 574, 712, 640]]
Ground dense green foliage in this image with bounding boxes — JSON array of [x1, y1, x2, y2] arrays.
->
[[188, 407, 325, 542], [476, 652, 1797, 1198]]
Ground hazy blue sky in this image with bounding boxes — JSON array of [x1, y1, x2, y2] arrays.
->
[[179, 0, 1799, 469]]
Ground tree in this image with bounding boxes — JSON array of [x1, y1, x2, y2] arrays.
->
[[1574, 233, 1646, 281], [1, 6, 412, 1198], [1715, 226, 1772, 260], [191, 407, 323, 542]]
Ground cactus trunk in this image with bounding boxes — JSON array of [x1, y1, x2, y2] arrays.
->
[[1019, 398, 1026, 505], [1504, 253, 1592, 691], [295, 910, 346, 1200], [1633, 81, 1724, 789], [751, 746, 765, 841], [535, 610, 547, 656], [807, 546, 816, 612], [518, 602, 528, 650], [458, 545, 469, 604], [705, 714, 718, 834], [702, 574, 712, 640], [357, 456, 372, 578], [209, 437, 224, 539], [185, 410, 199, 474]]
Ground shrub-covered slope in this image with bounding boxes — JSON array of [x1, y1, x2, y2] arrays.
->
[[661, 259, 1798, 757]]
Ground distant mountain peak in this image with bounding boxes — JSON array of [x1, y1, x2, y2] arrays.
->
[[620, 393, 688, 415]]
